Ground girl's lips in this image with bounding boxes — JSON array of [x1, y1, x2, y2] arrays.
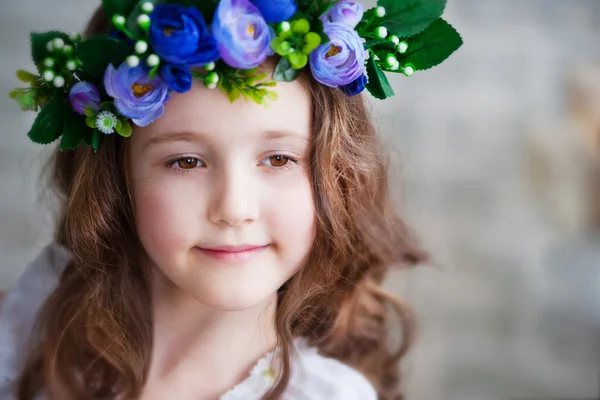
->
[[196, 244, 270, 262]]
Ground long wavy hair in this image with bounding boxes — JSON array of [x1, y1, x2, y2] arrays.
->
[[17, 7, 427, 400]]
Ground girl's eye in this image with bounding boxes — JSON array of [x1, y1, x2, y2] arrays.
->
[[268, 155, 290, 167], [169, 157, 203, 170], [260, 154, 299, 169]]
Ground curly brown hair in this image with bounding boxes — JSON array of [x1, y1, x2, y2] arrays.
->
[[17, 7, 427, 400]]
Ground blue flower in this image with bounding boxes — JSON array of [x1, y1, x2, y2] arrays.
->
[[250, 0, 297, 23], [340, 74, 367, 96], [160, 64, 192, 93], [149, 4, 220, 66], [309, 22, 365, 87], [212, 0, 274, 69], [104, 62, 170, 127]]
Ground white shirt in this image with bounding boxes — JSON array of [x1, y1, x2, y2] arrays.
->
[[0, 244, 377, 400]]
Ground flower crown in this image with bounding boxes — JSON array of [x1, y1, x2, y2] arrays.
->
[[9, 0, 462, 152]]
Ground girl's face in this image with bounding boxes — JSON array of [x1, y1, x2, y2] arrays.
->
[[128, 77, 316, 311]]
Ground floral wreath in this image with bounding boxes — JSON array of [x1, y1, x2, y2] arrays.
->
[[9, 0, 462, 152]]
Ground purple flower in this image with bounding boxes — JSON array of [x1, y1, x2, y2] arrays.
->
[[340, 74, 367, 96], [69, 82, 101, 115], [149, 4, 220, 66], [160, 64, 192, 93], [212, 0, 274, 69], [309, 22, 365, 87], [250, 0, 297, 23], [321, 0, 364, 28], [104, 62, 170, 127]]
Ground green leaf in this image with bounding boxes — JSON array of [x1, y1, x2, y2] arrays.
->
[[31, 31, 68, 70], [397, 18, 462, 71], [91, 130, 102, 152], [116, 120, 132, 137], [86, 116, 96, 129], [102, 0, 139, 18], [77, 35, 132, 79], [127, 0, 167, 38], [365, 55, 394, 100], [273, 58, 300, 82], [61, 114, 91, 151], [84, 107, 98, 118], [27, 94, 66, 145], [363, 39, 396, 51], [377, 0, 446, 37], [16, 70, 39, 83], [227, 87, 241, 103]]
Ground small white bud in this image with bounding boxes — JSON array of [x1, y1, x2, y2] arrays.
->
[[375, 26, 388, 39], [279, 21, 291, 32], [62, 45, 73, 55], [206, 82, 218, 90], [126, 55, 140, 68], [43, 58, 55, 68], [69, 32, 81, 42], [403, 64, 415, 76], [46, 41, 54, 52], [135, 40, 148, 54], [137, 14, 151, 29], [375, 6, 386, 17], [397, 41, 409, 54], [53, 38, 65, 50], [388, 35, 399, 46], [43, 70, 55, 82], [53, 76, 65, 88], [206, 72, 219, 85], [113, 15, 126, 28], [146, 54, 160, 67], [204, 62, 216, 71], [386, 54, 397, 68], [66, 60, 78, 71], [141, 2, 154, 13], [390, 60, 400, 70]]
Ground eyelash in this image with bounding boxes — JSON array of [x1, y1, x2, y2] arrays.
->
[[166, 155, 300, 175]]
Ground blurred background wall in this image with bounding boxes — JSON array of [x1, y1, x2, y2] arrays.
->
[[1, 0, 599, 399]]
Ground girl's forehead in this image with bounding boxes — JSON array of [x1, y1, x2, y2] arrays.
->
[[134, 79, 312, 145]]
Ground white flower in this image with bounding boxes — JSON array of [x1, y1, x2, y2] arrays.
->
[[388, 35, 400, 46], [375, 6, 386, 17], [43, 58, 55, 68], [96, 111, 118, 134], [403, 64, 415, 76], [204, 62, 216, 71]]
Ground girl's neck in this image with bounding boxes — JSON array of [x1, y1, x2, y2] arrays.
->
[[142, 268, 278, 400]]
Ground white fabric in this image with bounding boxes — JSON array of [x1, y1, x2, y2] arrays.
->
[[0, 243, 377, 400]]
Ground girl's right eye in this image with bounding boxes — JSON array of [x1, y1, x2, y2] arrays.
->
[[167, 157, 204, 173]]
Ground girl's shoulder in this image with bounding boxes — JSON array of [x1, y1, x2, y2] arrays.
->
[[223, 337, 378, 400], [0, 243, 69, 396]]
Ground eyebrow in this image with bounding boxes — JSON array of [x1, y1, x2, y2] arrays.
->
[[143, 129, 308, 150]]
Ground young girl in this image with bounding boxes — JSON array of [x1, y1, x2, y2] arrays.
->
[[1, 0, 461, 399]]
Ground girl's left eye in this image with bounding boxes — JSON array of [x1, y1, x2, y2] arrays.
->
[[260, 155, 298, 169]]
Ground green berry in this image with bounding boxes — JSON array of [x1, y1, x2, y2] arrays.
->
[[288, 51, 308, 69], [291, 19, 310, 35]]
